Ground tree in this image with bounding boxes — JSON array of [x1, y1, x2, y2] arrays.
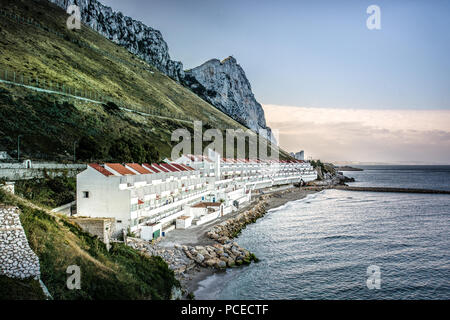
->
[[76, 136, 104, 161], [108, 138, 132, 163]]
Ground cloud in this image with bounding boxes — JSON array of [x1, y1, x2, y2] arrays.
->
[[263, 105, 450, 164]]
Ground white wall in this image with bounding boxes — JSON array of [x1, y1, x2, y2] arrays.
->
[[77, 167, 131, 233]]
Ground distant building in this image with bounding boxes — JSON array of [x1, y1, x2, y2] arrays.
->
[[290, 150, 305, 161]]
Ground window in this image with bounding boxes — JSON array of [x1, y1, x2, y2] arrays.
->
[[83, 191, 90, 198]]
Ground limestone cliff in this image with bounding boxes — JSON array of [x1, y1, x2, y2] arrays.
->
[[48, 0, 184, 81], [183, 57, 274, 141], [48, 1, 273, 141]]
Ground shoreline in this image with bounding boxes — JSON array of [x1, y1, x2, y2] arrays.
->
[[183, 187, 320, 297], [179, 182, 450, 297]]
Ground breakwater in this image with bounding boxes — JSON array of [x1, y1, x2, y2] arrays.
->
[[334, 186, 450, 194]]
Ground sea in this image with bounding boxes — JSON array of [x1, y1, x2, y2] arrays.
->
[[194, 165, 450, 300]]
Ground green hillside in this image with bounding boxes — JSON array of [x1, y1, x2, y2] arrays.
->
[[0, 0, 287, 162], [0, 189, 179, 300]]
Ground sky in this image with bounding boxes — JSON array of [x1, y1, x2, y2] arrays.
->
[[101, 0, 450, 164]]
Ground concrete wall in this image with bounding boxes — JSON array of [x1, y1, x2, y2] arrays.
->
[[51, 201, 76, 216], [0, 162, 86, 170], [0, 206, 40, 280], [72, 217, 115, 248], [0, 162, 86, 181]]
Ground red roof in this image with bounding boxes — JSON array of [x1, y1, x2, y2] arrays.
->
[[170, 163, 188, 171], [138, 199, 144, 205], [105, 163, 136, 176], [180, 164, 195, 171], [152, 163, 170, 173], [161, 163, 180, 172], [89, 164, 114, 177], [142, 164, 158, 173], [126, 163, 152, 174]]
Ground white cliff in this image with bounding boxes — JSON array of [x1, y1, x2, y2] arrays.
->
[[183, 57, 274, 141]]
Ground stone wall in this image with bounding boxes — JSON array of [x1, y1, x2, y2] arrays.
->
[[0, 206, 40, 280], [0, 182, 15, 194]]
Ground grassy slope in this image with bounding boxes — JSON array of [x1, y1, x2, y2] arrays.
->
[[0, 190, 179, 300], [0, 0, 288, 161]]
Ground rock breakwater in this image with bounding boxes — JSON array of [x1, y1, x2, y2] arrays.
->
[[206, 198, 269, 242]]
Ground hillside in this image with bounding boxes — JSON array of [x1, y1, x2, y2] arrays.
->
[[0, 0, 286, 161], [0, 189, 179, 300]]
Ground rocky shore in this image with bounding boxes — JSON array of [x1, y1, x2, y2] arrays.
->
[[206, 199, 268, 244], [127, 187, 318, 298]]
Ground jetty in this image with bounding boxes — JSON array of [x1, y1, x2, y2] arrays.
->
[[333, 186, 450, 195]]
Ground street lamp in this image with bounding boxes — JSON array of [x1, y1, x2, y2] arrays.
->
[[73, 140, 78, 162], [17, 135, 23, 162]]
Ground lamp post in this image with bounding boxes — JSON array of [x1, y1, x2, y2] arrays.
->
[[73, 141, 77, 162], [17, 135, 23, 162]]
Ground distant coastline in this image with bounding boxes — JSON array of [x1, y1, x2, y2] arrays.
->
[[335, 166, 364, 171]]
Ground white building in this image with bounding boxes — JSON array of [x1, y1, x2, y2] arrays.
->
[[76, 154, 317, 240], [77, 162, 210, 238], [290, 150, 305, 161]]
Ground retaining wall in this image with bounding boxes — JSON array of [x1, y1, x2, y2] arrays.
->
[[0, 206, 40, 280], [0, 162, 86, 181]]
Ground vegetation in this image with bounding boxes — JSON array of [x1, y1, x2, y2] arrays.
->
[[0, 275, 46, 300], [310, 160, 325, 172], [0, 190, 179, 300], [15, 175, 76, 208], [310, 160, 336, 180], [0, 0, 288, 162]]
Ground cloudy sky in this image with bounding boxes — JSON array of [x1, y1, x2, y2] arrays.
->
[[101, 0, 450, 164]]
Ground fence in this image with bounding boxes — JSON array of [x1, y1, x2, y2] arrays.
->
[[0, 65, 195, 124], [0, 8, 197, 123], [0, 8, 156, 75]]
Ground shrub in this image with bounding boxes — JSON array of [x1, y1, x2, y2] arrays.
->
[[15, 176, 76, 208]]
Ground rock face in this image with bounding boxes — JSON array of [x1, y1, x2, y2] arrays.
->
[[48, 1, 273, 141], [48, 0, 184, 81], [0, 206, 41, 280], [183, 57, 274, 141], [310, 164, 355, 186]]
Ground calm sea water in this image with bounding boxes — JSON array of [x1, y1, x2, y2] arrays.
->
[[195, 166, 450, 300]]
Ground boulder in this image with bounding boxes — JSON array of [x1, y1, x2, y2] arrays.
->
[[195, 253, 204, 264], [204, 259, 216, 267]]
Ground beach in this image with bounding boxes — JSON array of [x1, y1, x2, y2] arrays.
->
[[155, 186, 320, 296]]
